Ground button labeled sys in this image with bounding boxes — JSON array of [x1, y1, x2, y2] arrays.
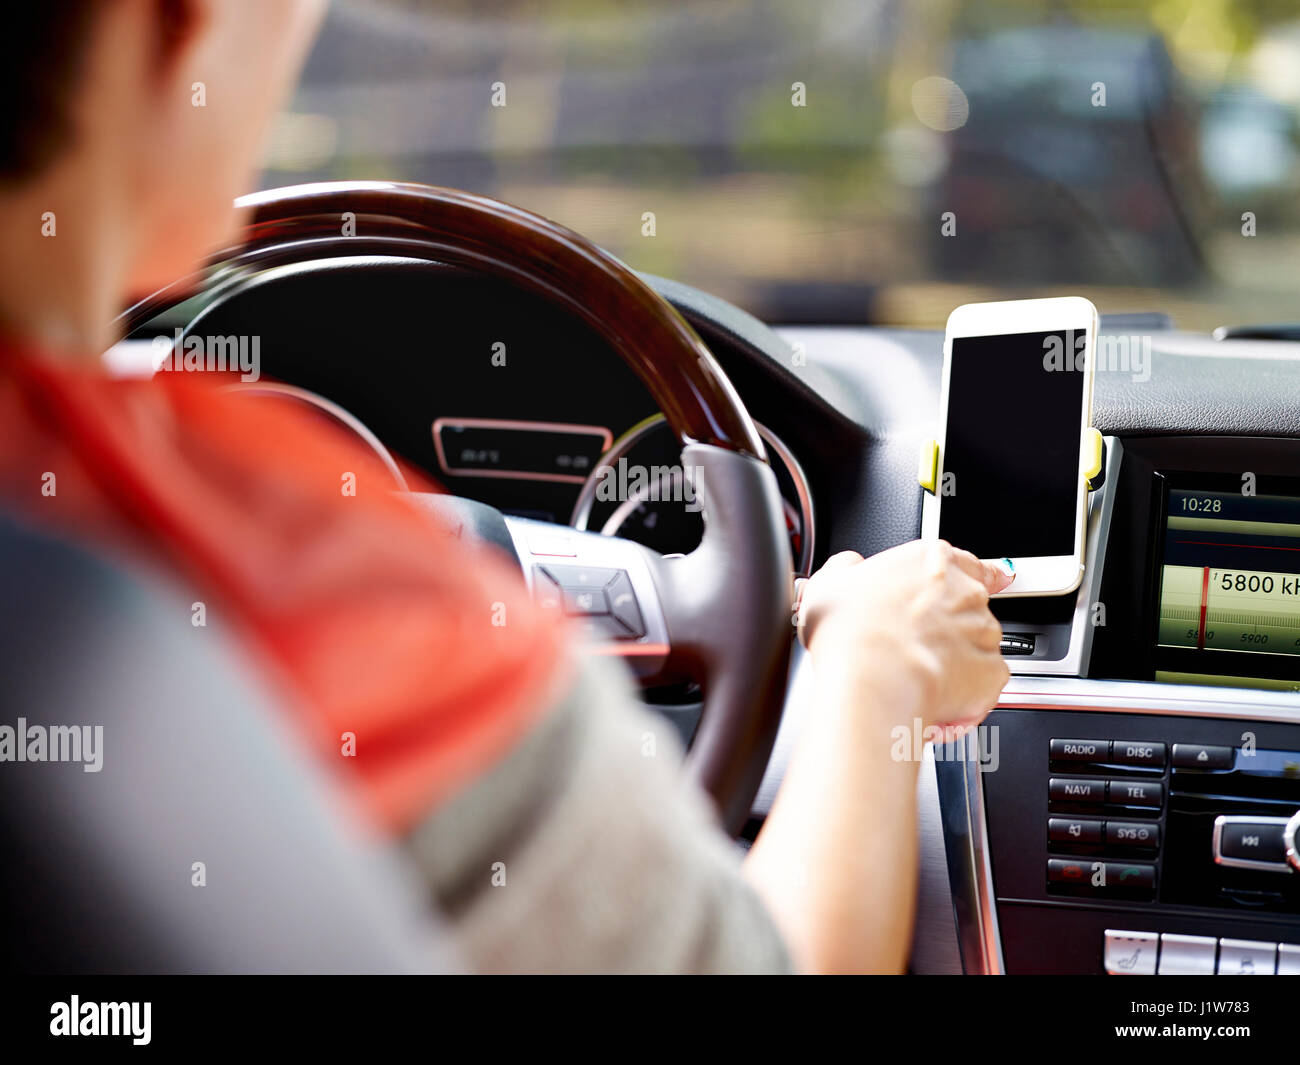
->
[[1107, 821, 1160, 848]]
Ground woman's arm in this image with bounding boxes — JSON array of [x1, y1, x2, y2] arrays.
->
[[744, 541, 1012, 973]]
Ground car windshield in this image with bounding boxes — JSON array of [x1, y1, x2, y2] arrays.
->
[[262, 0, 1300, 331]]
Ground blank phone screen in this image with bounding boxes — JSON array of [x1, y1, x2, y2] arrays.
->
[[937, 330, 1086, 559]]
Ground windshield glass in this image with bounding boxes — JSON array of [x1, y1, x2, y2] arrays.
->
[[262, 0, 1300, 330]]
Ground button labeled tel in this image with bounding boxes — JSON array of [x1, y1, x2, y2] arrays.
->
[[1108, 779, 1163, 807]]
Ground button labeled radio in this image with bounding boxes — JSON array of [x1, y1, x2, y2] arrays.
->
[[1050, 739, 1109, 763]]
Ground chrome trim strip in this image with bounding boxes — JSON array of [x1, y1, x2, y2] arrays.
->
[[432, 417, 612, 484], [1212, 815, 1294, 874], [998, 676, 1300, 723], [933, 734, 1005, 974]]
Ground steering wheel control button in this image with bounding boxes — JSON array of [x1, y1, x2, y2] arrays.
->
[[1104, 930, 1159, 975], [1279, 944, 1300, 975], [1049, 817, 1103, 845], [1109, 779, 1163, 808], [531, 566, 563, 614], [1213, 815, 1292, 872], [1158, 934, 1218, 975], [535, 564, 645, 640], [540, 563, 621, 589], [1112, 741, 1166, 768], [1217, 939, 1277, 976], [1107, 821, 1160, 848], [605, 571, 645, 638], [1172, 743, 1234, 770], [1050, 739, 1110, 763], [562, 587, 608, 616], [1050, 777, 1104, 804]]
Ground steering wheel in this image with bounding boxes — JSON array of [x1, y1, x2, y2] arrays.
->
[[123, 181, 793, 833]]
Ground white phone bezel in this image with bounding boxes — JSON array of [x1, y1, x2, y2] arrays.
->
[[921, 296, 1098, 598]]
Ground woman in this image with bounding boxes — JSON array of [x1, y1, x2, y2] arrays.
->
[[0, 0, 1011, 973]]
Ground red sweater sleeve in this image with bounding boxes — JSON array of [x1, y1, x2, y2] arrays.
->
[[0, 352, 566, 833]]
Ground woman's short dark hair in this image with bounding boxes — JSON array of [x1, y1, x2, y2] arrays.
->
[[1, 4, 100, 182]]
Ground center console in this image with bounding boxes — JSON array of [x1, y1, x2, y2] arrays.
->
[[940, 436, 1300, 975], [982, 700, 1300, 974]]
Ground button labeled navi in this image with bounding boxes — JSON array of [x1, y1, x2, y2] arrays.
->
[[1050, 777, 1104, 803]]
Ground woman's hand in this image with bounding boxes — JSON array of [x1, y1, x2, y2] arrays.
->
[[796, 540, 1014, 733]]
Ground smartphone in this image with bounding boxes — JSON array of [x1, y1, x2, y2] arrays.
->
[[922, 297, 1098, 597]]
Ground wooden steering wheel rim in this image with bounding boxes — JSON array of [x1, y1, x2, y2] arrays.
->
[[126, 181, 765, 458]]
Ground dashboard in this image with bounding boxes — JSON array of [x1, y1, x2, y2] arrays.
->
[[142, 254, 1300, 975]]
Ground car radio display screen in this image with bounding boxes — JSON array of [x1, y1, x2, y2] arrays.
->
[[1156, 486, 1300, 688]]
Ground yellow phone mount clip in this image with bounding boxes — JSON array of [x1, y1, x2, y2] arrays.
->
[[918, 428, 1105, 495]]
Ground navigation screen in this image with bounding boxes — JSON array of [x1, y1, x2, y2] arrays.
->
[[1157, 488, 1300, 686]]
